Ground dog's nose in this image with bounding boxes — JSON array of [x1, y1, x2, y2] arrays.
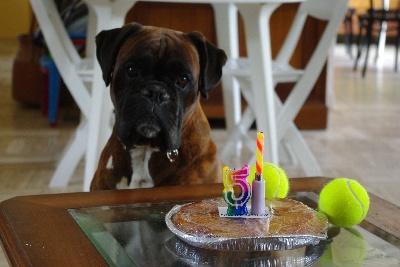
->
[[141, 86, 170, 103]]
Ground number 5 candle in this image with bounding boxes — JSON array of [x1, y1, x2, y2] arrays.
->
[[222, 165, 251, 216], [251, 132, 266, 215]]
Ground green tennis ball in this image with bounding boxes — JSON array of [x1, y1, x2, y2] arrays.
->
[[318, 178, 370, 228], [248, 162, 289, 198]]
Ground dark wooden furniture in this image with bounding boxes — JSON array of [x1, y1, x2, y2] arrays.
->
[[126, 3, 329, 129], [1, 177, 399, 266], [353, 0, 400, 76]]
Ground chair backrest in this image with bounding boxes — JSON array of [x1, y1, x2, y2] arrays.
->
[[275, 0, 349, 135], [275, 0, 349, 64]]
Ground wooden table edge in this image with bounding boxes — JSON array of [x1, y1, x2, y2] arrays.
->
[[1, 177, 330, 208]]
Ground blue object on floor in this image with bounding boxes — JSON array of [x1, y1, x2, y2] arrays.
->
[[40, 56, 61, 125], [39, 33, 86, 126]]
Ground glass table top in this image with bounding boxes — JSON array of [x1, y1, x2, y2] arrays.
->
[[69, 192, 400, 266]]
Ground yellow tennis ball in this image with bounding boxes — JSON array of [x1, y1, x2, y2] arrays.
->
[[248, 162, 289, 198], [318, 178, 370, 228]]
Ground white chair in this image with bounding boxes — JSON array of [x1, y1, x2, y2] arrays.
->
[[30, 0, 92, 188], [30, 0, 133, 191], [221, 0, 349, 175]]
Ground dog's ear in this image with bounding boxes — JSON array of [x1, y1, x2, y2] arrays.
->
[[187, 32, 227, 99], [96, 23, 142, 86]]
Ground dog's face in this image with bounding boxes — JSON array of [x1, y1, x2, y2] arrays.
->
[[96, 23, 226, 153]]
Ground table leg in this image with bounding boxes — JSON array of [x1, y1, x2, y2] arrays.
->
[[211, 3, 243, 161], [211, 4, 240, 131], [236, 3, 280, 164]]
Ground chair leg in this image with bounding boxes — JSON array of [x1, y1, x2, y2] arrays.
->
[[49, 121, 87, 187], [219, 106, 255, 164], [353, 22, 364, 71], [47, 61, 61, 126], [376, 20, 388, 65], [349, 10, 354, 57], [395, 21, 400, 72], [375, 20, 384, 63], [41, 67, 49, 117], [344, 8, 355, 58], [362, 20, 373, 77], [282, 124, 323, 176], [272, 92, 322, 175]]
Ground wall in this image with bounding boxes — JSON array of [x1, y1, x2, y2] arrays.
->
[[0, 0, 31, 39]]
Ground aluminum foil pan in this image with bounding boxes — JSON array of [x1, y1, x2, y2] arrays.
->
[[164, 235, 328, 267], [165, 199, 328, 251]]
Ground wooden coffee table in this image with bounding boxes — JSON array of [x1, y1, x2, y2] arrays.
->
[[0, 177, 399, 266]]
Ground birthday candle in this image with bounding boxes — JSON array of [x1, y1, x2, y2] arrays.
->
[[255, 132, 264, 179], [252, 132, 266, 215], [222, 165, 251, 216]]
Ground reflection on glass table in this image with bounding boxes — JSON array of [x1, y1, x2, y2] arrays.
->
[[69, 192, 400, 267]]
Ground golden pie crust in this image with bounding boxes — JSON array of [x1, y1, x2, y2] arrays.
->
[[171, 198, 328, 239]]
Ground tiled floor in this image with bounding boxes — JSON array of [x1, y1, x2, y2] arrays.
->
[[0, 38, 400, 265]]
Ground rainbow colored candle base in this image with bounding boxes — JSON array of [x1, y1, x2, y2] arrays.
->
[[222, 165, 251, 216]]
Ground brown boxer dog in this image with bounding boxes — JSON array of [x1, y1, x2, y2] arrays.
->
[[90, 23, 227, 190]]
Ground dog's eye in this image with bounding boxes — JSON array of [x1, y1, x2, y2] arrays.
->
[[127, 67, 139, 78], [176, 75, 189, 88]]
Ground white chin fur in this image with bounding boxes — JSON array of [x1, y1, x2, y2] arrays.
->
[[116, 147, 154, 189]]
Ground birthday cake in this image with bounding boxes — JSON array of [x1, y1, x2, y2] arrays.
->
[[166, 197, 328, 250], [166, 132, 328, 251]]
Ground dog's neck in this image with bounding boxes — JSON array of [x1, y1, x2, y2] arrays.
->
[[116, 147, 154, 189]]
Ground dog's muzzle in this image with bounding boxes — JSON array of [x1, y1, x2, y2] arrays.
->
[[116, 82, 182, 159], [134, 85, 170, 138]]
